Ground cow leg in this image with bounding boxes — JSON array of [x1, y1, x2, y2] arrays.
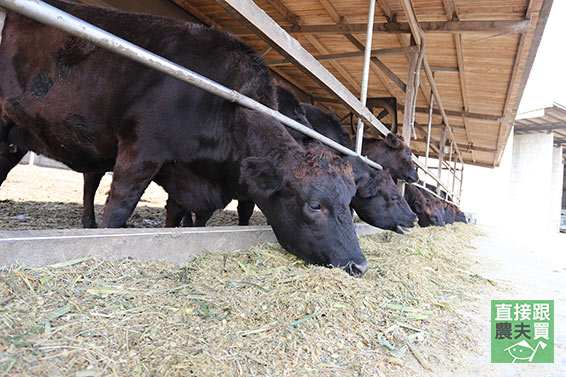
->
[[181, 213, 194, 227], [194, 210, 214, 227], [81, 172, 104, 228], [165, 197, 188, 227], [100, 157, 161, 228], [0, 149, 27, 184], [237, 200, 255, 226]]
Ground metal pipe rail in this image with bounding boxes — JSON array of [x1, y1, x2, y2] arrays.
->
[[411, 182, 458, 207], [0, 0, 384, 170]]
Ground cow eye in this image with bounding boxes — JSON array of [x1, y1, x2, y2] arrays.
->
[[308, 202, 322, 211], [391, 195, 399, 202]]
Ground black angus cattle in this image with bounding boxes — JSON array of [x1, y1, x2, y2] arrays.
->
[[404, 184, 445, 227], [362, 135, 419, 183], [443, 202, 457, 224], [418, 186, 446, 225], [0, 0, 368, 276], [166, 85, 417, 233]]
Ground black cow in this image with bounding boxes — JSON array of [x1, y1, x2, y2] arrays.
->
[[418, 186, 446, 225], [404, 184, 445, 227], [362, 134, 419, 183], [443, 202, 457, 224], [0, 1, 368, 276]]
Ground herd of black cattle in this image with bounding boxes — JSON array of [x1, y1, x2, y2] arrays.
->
[[0, 0, 466, 277]]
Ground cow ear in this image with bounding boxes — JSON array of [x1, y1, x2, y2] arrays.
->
[[240, 157, 283, 198], [414, 200, 424, 213], [385, 133, 402, 149], [356, 174, 378, 198]]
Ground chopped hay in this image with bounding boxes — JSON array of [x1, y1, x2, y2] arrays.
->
[[0, 224, 487, 376]]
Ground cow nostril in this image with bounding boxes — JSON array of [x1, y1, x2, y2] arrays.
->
[[347, 260, 369, 277]]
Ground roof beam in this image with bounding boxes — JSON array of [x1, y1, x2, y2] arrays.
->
[[266, 46, 417, 66], [430, 66, 459, 73], [230, 20, 531, 35], [514, 124, 566, 132], [408, 105, 504, 122]]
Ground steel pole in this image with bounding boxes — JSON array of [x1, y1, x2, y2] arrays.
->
[[354, 0, 376, 155], [424, 90, 434, 167]]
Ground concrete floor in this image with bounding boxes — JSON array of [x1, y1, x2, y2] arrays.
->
[[459, 225, 565, 376]]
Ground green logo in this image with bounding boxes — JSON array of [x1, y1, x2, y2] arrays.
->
[[491, 300, 554, 363]]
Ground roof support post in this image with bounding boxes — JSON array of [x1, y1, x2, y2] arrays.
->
[[425, 89, 434, 167], [437, 124, 447, 195], [402, 50, 418, 144], [452, 154, 458, 194], [355, 0, 377, 154]]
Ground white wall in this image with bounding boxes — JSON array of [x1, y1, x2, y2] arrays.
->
[[459, 133, 514, 227], [460, 132, 563, 233]]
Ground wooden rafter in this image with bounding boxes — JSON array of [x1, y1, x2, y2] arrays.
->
[[266, 46, 418, 66], [171, 0, 220, 27], [230, 20, 531, 36]]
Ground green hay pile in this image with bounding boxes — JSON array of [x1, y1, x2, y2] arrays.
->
[[0, 224, 487, 376]]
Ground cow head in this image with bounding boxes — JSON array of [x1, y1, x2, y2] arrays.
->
[[405, 185, 445, 227], [454, 207, 467, 223], [240, 145, 368, 277], [443, 203, 456, 224], [345, 156, 416, 233], [363, 134, 419, 183]]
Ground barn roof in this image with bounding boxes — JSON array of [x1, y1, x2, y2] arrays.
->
[[515, 102, 566, 160], [77, 0, 552, 168]]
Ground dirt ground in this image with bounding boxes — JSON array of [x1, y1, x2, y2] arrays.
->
[[0, 165, 268, 229], [1, 164, 565, 376]]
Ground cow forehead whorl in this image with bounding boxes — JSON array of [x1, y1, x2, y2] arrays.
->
[[292, 145, 353, 181]]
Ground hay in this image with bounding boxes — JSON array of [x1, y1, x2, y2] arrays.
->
[[0, 224, 487, 376]]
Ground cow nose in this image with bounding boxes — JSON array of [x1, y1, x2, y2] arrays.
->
[[347, 259, 369, 277]]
